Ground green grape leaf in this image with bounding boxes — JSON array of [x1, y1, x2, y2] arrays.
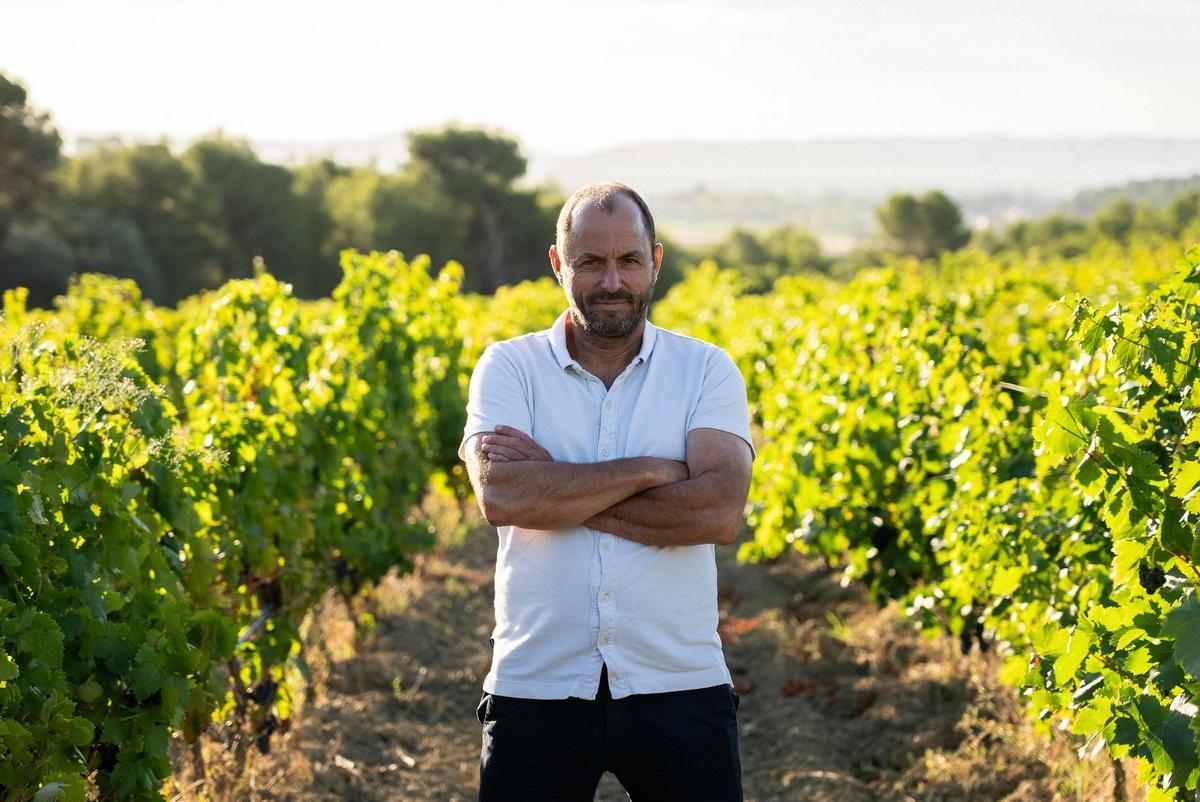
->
[[1071, 696, 1112, 735], [0, 650, 18, 681], [1123, 646, 1154, 675], [1173, 460, 1200, 514], [1161, 594, 1200, 676], [992, 565, 1024, 597], [131, 644, 163, 700], [65, 716, 93, 748], [75, 679, 102, 703], [1110, 715, 1141, 757], [1143, 787, 1177, 802], [1159, 501, 1194, 557], [1136, 696, 1198, 783], [1056, 626, 1094, 684], [34, 784, 68, 802]]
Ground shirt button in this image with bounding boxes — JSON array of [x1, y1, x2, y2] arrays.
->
[[604, 400, 612, 409], [601, 447, 610, 456], [599, 636, 610, 645], [600, 593, 610, 602]]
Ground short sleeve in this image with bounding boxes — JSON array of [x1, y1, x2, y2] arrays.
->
[[458, 344, 534, 461], [687, 348, 755, 460]]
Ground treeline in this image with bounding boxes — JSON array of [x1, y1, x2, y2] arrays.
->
[[976, 191, 1200, 258], [622, 184, 1200, 296], [7, 68, 1200, 308], [0, 73, 561, 306]]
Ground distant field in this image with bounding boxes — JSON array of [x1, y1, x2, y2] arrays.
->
[[660, 218, 860, 255]]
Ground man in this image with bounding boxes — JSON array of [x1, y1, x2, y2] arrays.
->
[[459, 181, 755, 801]]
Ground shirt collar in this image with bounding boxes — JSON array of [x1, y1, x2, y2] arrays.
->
[[550, 309, 658, 373]]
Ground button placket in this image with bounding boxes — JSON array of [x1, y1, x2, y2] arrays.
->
[[596, 372, 631, 675]]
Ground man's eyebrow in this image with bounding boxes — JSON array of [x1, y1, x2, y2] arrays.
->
[[573, 250, 644, 265]]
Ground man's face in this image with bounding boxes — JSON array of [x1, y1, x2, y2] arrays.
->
[[551, 196, 663, 339]]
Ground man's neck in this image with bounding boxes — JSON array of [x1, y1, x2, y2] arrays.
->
[[565, 314, 645, 388]]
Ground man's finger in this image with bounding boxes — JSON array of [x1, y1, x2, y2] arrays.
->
[[482, 442, 533, 461], [483, 433, 535, 452], [494, 424, 536, 443], [484, 433, 547, 458]]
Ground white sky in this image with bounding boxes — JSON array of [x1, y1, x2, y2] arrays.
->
[[4, 0, 1200, 155]]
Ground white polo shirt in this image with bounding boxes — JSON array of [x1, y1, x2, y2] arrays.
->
[[458, 310, 754, 701]]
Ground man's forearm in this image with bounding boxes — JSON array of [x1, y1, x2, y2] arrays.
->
[[478, 456, 686, 530], [584, 471, 745, 547]]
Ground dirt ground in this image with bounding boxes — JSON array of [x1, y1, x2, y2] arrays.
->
[[169, 522, 1145, 802]]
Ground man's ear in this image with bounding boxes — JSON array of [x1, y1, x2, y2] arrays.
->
[[548, 244, 565, 286], [652, 242, 664, 279]]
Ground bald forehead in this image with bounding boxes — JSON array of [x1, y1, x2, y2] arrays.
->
[[565, 195, 650, 256]]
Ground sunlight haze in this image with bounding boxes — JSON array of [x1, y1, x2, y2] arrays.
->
[[4, 0, 1200, 155]]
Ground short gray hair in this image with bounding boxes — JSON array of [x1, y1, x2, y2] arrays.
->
[[555, 181, 656, 260]]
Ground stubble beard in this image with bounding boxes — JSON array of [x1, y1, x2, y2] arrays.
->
[[569, 278, 657, 339]]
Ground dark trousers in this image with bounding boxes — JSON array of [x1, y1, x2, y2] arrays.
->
[[476, 664, 743, 801]]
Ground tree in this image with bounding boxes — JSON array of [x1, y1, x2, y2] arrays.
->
[[1003, 214, 1092, 258], [184, 135, 329, 295], [1091, 197, 1136, 244], [0, 73, 62, 245], [875, 190, 970, 260], [54, 206, 163, 302], [694, 225, 829, 292], [0, 220, 74, 308], [323, 166, 467, 284], [406, 126, 557, 292], [60, 142, 227, 302], [1164, 190, 1200, 240], [715, 228, 771, 268], [291, 159, 347, 295], [761, 225, 830, 276]]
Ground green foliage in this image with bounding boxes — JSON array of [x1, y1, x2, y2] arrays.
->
[[324, 167, 467, 287], [0, 251, 463, 799], [52, 207, 162, 302], [59, 141, 227, 301], [659, 240, 1200, 795], [407, 125, 560, 293], [458, 276, 564, 367], [991, 213, 1093, 258], [0, 221, 76, 308], [181, 136, 330, 296], [692, 225, 831, 292], [1092, 197, 1137, 244], [875, 190, 970, 259], [0, 72, 62, 243]]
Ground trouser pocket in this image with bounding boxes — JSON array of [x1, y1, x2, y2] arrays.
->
[[476, 691, 491, 726]]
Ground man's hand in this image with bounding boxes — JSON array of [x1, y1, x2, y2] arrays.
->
[[479, 424, 552, 462]]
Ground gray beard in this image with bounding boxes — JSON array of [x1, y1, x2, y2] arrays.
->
[[569, 283, 655, 339]]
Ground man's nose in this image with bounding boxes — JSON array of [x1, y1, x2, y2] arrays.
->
[[600, 260, 621, 292]]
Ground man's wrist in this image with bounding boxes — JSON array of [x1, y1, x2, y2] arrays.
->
[[635, 457, 689, 489]]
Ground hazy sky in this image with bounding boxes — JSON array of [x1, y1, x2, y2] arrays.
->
[[4, 0, 1200, 154]]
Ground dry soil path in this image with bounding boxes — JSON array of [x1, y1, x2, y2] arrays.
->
[[172, 524, 1136, 801]]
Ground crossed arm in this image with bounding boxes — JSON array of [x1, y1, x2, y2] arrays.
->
[[463, 424, 753, 546]]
